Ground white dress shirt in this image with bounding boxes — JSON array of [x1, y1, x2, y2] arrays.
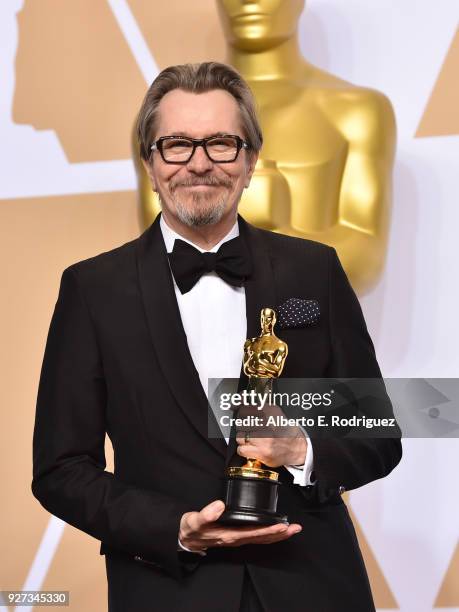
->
[[159, 215, 314, 554]]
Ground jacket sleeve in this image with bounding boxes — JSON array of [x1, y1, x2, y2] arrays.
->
[[310, 248, 402, 500], [32, 266, 192, 579]]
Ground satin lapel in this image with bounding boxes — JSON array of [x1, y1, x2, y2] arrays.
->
[[225, 215, 278, 467], [136, 214, 227, 458]]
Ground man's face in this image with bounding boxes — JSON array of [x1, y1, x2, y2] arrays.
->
[[142, 89, 258, 228]]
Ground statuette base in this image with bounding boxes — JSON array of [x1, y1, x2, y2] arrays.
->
[[218, 473, 289, 526]]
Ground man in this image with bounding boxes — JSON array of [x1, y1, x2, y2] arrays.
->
[[32, 62, 402, 611]]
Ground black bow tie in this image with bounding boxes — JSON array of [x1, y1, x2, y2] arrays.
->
[[168, 236, 253, 294]]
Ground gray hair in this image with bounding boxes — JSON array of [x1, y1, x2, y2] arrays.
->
[[136, 62, 263, 161]]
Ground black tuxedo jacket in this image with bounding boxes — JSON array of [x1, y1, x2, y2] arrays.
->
[[32, 213, 402, 612]]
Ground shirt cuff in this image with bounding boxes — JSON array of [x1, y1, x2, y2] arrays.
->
[[177, 537, 207, 556], [284, 427, 315, 486]]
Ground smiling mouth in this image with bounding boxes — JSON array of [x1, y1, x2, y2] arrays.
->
[[180, 184, 221, 190]]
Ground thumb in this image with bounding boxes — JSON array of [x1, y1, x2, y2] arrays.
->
[[199, 499, 225, 525]]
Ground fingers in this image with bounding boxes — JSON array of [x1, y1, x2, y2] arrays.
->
[[203, 522, 302, 548], [236, 436, 304, 467], [239, 523, 302, 546], [235, 442, 259, 456], [236, 442, 275, 467], [215, 522, 289, 540], [198, 499, 226, 526], [231, 523, 302, 546], [179, 500, 226, 549], [182, 500, 225, 536]]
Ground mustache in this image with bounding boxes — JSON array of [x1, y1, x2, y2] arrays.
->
[[170, 176, 232, 191]]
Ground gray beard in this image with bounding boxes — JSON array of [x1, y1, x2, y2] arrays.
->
[[159, 193, 227, 227]]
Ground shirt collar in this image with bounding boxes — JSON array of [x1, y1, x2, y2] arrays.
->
[[160, 213, 239, 254]]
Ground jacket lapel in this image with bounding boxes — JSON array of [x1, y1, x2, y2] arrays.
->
[[136, 214, 227, 458]]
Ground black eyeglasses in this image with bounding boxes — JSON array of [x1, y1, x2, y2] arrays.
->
[[150, 134, 250, 164]]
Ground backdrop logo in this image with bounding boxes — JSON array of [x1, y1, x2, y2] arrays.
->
[[416, 27, 459, 138]]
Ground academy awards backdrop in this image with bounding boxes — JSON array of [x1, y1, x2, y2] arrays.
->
[[0, 1, 458, 611]]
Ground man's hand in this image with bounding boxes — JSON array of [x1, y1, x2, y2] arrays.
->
[[235, 404, 307, 467], [179, 500, 302, 554]]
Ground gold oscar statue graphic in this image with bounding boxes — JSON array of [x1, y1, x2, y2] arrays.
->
[[218, 307, 289, 526], [219, 0, 396, 295], [135, 0, 396, 294]]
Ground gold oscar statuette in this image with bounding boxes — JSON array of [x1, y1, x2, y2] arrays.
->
[[218, 307, 289, 526]]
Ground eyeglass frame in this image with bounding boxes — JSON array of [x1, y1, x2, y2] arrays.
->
[[150, 134, 250, 164]]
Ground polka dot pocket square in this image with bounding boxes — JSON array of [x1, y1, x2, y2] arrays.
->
[[275, 297, 320, 329]]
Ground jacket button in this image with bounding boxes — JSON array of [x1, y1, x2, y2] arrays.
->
[[339, 485, 346, 494]]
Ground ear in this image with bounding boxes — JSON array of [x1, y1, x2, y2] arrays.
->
[[141, 158, 157, 192], [244, 151, 259, 188]]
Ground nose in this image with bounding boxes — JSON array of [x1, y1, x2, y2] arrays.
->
[[186, 144, 214, 173]]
